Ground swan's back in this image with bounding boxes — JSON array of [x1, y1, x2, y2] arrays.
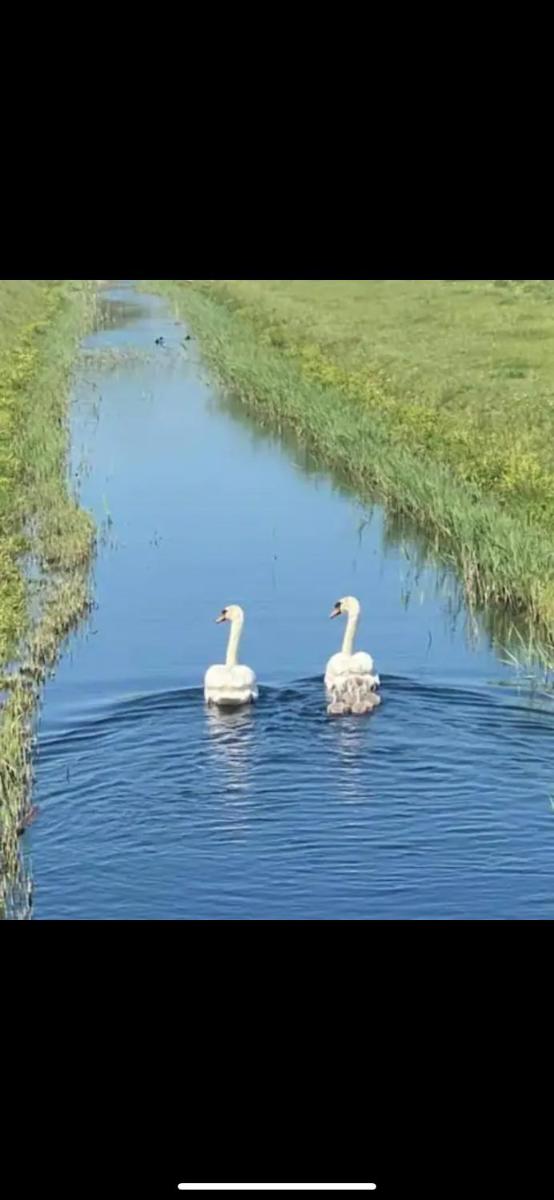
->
[[325, 652, 379, 687], [204, 663, 258, 707], [325, 652, 380, 715]]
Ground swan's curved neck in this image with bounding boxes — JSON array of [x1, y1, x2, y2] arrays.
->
[[342, 609, 359, 656], [226, 615, 244, 666]]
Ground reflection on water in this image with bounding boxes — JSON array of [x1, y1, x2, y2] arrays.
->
[[205, 703, 255, 795], [17, 281, 554, 920], [328, 712, 376, 806], [94, 294, 148, 331]]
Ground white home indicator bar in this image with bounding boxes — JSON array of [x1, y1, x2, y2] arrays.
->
[[178, 1187, 377, 1193]]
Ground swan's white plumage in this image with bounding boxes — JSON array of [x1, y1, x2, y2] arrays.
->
[[325, 651, 379, 687], [325, 597, 380, 715], [204, 605, 258, 707], [204, 663, 258, 707]]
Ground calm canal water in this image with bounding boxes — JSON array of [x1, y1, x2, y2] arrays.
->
[[24, 282, 554, 918]]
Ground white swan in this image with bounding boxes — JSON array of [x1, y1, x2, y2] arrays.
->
[[325, 596, 381, 715], [204, 605, 258, 707]]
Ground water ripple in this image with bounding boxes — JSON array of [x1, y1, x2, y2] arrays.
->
[[31, 674, 554, 919]]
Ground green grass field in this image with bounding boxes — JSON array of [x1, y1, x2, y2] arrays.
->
[[147, 279, 554, 650], [0, 279, 96, 913]]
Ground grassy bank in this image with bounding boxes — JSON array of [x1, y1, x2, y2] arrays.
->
[[0, 280, 97, 915], [145, 279, 554, 649]]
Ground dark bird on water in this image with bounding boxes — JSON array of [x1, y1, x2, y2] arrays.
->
[[17, 805, 39, 836], [155, 336, 165, 346]]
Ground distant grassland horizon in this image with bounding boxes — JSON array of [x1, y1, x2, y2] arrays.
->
[[146, 279, 554, 648]]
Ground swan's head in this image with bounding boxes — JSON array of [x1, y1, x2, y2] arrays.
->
[[330, 596, 361, 620], [216, 604, 244, 624]]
